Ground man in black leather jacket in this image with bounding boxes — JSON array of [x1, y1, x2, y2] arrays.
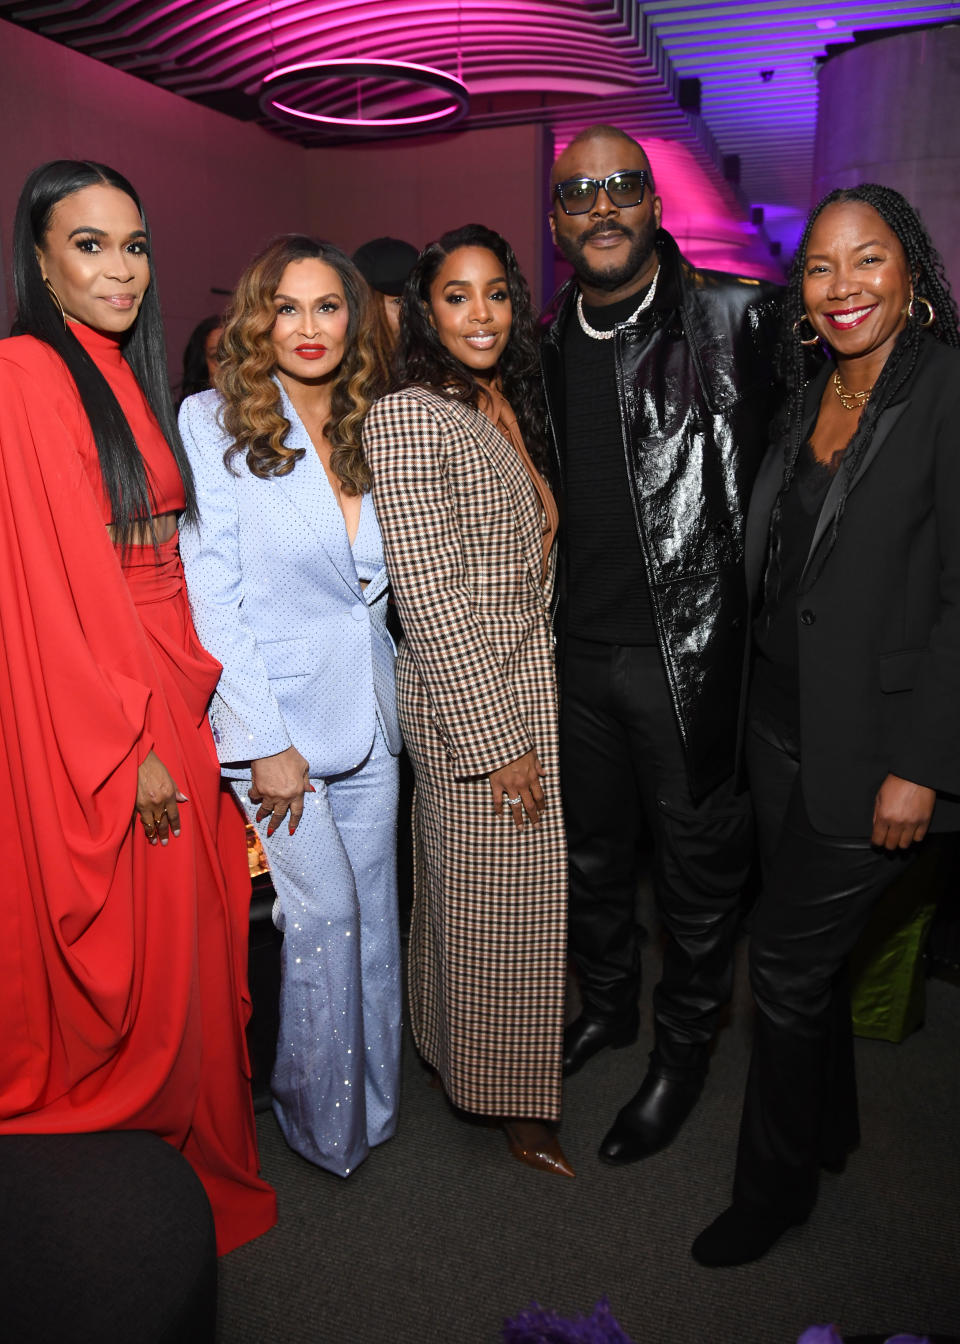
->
[[540, 124, 780, 1163]]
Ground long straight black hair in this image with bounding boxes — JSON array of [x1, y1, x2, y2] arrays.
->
[[13, 159, 196, 541]]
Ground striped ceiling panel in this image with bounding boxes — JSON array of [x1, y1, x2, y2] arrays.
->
[[2, 0, 957, 255], [640, 1, 960, 249]]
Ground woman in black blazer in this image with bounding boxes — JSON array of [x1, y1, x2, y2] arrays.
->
[[693, 184, 960, 1267]]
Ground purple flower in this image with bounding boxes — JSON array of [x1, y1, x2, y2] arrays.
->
[[502, 1299, 636, 1344], [797, 1329, 931, 1344]]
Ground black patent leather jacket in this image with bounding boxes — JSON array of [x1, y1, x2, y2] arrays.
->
[[540, 229, 781, 799]]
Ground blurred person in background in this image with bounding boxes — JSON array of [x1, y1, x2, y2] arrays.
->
[[178, 313, 224, 407]]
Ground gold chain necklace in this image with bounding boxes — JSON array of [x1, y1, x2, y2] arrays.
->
[[833, 369, 873, 411]]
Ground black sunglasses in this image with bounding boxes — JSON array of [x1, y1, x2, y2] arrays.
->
[[553, 170, 649, 216]]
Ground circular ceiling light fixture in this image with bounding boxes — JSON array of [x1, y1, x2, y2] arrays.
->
[[260, 59, 469, 135]]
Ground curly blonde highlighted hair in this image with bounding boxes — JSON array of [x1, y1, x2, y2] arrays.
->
[[216, 235, 386, 490]]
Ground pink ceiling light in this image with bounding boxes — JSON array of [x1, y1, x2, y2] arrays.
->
[[260, 57, 469, 132]]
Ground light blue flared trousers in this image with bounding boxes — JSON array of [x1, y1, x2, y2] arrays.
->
[[236, 722, 401, 1176]]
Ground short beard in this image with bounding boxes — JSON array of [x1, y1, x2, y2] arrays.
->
[[556, 213, 658, 292]]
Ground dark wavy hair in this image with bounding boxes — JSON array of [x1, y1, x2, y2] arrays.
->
[[13, 159, 195, 542], [216, 235, 385, 490], [768, 183, 960, 594], [397, 223, 548, 471], [177, 314, 223, 408]]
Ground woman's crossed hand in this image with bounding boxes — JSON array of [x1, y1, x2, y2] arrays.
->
[[489, 748, 546, 829], [136, 749, 187, 846], [871, 773, 936, 850], [250, 745, 313, 837]]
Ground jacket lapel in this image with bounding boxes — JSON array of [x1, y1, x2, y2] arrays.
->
[[801, 399, 910, 584], [745, 369, 824, 602], [271, 379, 361, 594], [464, 402, 544, 588]]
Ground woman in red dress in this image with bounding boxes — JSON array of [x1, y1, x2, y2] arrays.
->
[[0, 160, 276, 1255]]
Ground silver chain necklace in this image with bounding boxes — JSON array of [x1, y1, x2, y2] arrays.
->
[[576, 265, 661, 340]]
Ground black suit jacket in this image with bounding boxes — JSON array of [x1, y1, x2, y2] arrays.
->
[[744, 334, 960, 837]]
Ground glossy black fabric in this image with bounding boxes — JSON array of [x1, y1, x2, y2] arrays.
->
[[561, 638, 752, 1069], [542, 228, 781, 800], [734, 715, 915, 1218]]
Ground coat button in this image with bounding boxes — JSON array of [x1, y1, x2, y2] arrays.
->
[[800, 609, 815, 626], [351, 603, 368, 622]]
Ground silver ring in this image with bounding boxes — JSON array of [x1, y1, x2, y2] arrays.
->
[[505, 795, 522, 807]]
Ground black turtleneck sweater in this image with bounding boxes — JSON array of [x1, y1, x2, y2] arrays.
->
[[561, 285, 656, 645]]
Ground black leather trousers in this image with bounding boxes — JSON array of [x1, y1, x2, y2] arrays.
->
[[560, 637, 753, 1072], [733, 712, 916, 1219]]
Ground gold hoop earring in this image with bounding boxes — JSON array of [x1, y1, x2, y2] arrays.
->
[[908, 295, 935, 328], [793, 315, 820, 347], [43, 276, 67, 328]]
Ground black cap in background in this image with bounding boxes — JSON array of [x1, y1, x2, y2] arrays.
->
[[352, 237, 419, 296]]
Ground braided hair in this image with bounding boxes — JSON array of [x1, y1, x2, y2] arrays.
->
[[767, 183, 959, 597]]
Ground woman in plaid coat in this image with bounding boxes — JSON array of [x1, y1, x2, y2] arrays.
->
[[364, 225, 571, 1176]]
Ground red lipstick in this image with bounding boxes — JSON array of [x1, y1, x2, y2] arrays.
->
[[822, 305, 877, 331], [295, 344, 327, 359]]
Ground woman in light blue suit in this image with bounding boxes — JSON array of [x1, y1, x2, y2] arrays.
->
[[179, 236, 401, 1177]]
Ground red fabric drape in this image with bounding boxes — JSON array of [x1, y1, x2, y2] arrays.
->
[[0, 330, 276, 1255]]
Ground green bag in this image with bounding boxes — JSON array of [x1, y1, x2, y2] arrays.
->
[[849, 839, 945, 1043]]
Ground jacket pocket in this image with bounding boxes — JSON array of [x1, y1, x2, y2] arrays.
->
[[879, 648, 922, 693], [259, 635, 316, 680]]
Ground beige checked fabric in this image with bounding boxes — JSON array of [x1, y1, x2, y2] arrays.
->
[[365, 386, 567, 1120]]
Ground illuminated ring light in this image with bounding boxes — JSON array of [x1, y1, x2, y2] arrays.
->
[[260, 59, 469, 133]]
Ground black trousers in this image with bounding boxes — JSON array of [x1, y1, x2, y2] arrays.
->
[[734, 712, 916, 1218], [560, 637, 753, 1072]]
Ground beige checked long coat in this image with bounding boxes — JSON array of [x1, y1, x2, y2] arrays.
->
[[364, 386, 567, 1121]]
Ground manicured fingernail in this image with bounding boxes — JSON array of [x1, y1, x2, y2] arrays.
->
[[176, 792, 189, 802], [267, 826, 276, 837], [172, 826, 180, 837], [288, 823, 296, 835], [160, 837, 168, 847], [306, 783, 316, 792]]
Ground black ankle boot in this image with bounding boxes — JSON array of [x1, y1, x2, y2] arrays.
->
[[598, 1069, 703, 1164], [562, 1012, 639, 1078], [691, 1204, 807, 1267]]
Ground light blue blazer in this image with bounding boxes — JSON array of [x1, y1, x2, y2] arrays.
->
[[178, 384, 400, 780]]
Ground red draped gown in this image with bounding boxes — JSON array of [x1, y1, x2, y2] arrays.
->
[[0, 322, 277, 1255]]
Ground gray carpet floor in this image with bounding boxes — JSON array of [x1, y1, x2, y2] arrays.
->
[[217, 936, 960, 1344]]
